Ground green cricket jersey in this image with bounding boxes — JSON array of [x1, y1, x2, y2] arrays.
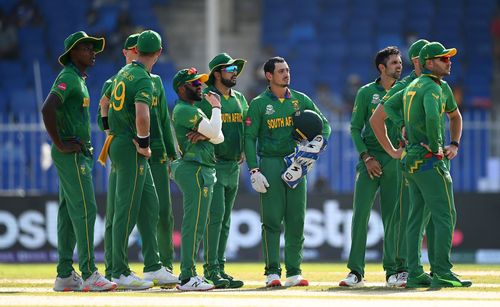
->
[[172, 100, 216, 167], [49, 63, 92, 145], [197, 86, 248, 161], [393, 74, 447, 173], [107, 61, 154, 139], [383, 73, 457, 131], [350, 78, 399, 155], [244, 87, 331, 170], [149, 74, 177, 163]]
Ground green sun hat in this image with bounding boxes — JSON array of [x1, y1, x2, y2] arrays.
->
[[419, 42, 457, 67], [137, 30, 162, 53], [206, 53, 246, 86], [408, 39, 429, 60], [58, 31, 105, 66], [172, 67, 209, 93], [124, 33, 139, 50]]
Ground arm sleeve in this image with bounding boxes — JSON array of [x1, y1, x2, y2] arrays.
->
[[384, 89, 405, 129], [244, 100, 261, 170], [197, 108, 223, 139], [423, 88, 443, 153], [350, 88, 368, 155]]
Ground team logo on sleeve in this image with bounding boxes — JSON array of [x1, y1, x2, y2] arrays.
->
[[371, 94, 380, 104], [265, 104, 275, 115], [57, 83, 67, 91], [141, 92, 150, 99], [245, 116, 252, 126], [82, 97, 90, 107]]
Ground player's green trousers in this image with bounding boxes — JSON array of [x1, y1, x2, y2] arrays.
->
[[104, 162, 164, 279], [52, 146, 97, 280], [203, 161, 240, 276], [108, 137, 162, 279], [150, 161, 175, 272], [406, 163, 456, 277], [259, 157, 306, 278], [347, 150, 400, 277], [173, 160, 216, 281], [390, 169, 436, 276]]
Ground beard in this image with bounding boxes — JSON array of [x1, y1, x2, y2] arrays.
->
[[221, 77, 236, 88], [186, 86, 202, 101]]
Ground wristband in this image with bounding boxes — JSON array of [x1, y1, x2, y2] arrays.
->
[[102, 116, 109, 130], [450, 141, 459, 148], [137, 134, 150, 148], [212, 106, 221, 109], [364, 156, 374, 163]]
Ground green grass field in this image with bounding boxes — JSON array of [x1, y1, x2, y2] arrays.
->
[[1, 263, 499, 307]]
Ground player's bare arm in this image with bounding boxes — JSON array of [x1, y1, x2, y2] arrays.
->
[[41, 93, 81, 153], [134, 101, 151, 158], [444, 108, 462, 159]]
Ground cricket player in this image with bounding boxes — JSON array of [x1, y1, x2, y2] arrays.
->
[[375, 42, 470, 288], [41, 31, 116, 292], [244, 56, 331, 287], [97, 33, 178, 288], [171, 67, 224, 291], [104, 30, 163, 290], [194, 53, 248, 289], [340, 46, 403, 287]]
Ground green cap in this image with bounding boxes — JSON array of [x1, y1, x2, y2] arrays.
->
[[172, 67, 209, 93], [124, 33, 139, 50], [137, 30, 162, 53], [206, 52, 246, 86], [408, 39, 429, 60], [419, 42, 457, 67], [58, 31, 105, 66]]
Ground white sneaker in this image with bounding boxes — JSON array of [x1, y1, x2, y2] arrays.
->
[[398, 272, 408, 287], [112, 273, 154, 290], [339, 272, 364, 287], [143, 267, 179, 288], [53, 271, 83, 292], [176, 276, 215, 291], [265, 274, 282, 287], [83, 271, 117, 292], [284, 275, 309, 287]]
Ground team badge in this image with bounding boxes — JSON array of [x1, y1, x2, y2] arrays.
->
[[139, 165, 144, 175], [371, 94, 380, 104], [265, 104, 275, 115], [57, 83, 67, 91], [82, 97, 90, 107], [203, 187, 208, 198], [80, 164, 86, 175], [291, 100, 300, 111]]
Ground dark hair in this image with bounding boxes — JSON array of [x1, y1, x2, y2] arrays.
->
[[375, 46, 400, 73], [263, 56, 286, 75]]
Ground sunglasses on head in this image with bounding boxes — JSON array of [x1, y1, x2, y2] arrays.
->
[[221, 65, 238, 73], [432, 56, 451, 63], [185, 79, 202, 87]]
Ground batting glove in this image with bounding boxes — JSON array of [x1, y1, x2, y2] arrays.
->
[[250, 168, 270, 193]]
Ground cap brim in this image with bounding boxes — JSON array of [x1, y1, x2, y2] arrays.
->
[[206, 59, 246, 85], [58, 36, 105, 66], [436, 48, 457, 58], [187, 73, 209, 84]]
